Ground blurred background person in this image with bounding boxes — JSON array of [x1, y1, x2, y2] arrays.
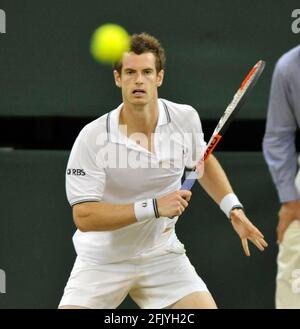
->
[[263, 44, 300, 309]]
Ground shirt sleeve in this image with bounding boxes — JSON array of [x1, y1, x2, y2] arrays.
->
[[262, 60, 299, 203], [66, 130, 106, 206], [185, 108, 207, 169]]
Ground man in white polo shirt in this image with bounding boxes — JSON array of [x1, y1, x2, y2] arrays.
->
[[59, 33, 268, 309]]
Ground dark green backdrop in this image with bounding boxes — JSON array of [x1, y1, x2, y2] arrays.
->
[[0, 0, 299, 118], [0, 150, 278, 308]]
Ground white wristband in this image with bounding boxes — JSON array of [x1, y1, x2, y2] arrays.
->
[[134, 199, 159, 222], [220, 193, 243, 218]]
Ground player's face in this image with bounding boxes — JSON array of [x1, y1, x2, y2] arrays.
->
[[114, 52, 164, 105]]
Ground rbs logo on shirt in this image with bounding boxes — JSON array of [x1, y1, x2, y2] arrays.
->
[[67, 169, 86, 176]]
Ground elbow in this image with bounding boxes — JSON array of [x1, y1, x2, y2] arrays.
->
[[72, 203, 93, 232], [75, 222, 89, 233]]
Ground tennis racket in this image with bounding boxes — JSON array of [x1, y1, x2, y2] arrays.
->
[[181, 60, 266, 190]]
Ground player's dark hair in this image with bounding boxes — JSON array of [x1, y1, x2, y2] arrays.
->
[[113, 32, 166, 74]]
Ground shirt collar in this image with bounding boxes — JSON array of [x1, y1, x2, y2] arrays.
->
[[106, 99, 171, 144]]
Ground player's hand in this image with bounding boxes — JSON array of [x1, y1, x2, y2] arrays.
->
[[156, 190, 192, 218], [230, 208, 268, 256], [277, 200, 300, 244]]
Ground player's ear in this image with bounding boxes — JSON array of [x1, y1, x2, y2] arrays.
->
[[157, 69, 164, 87], [114, 70, 122, 88]]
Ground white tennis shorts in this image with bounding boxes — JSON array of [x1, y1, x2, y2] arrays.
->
[[59, 240, 209, 309]]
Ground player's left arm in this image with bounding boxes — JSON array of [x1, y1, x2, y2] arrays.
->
[[197, 154, 268, 256]]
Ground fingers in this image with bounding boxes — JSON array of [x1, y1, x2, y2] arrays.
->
[[174, 203, 186, 216], [253, 227, 264, 239], [163, 190, 192, 218], [170, 191, 190, 217], [260, 238, 268, 248], [177, 197, 188, 215], [241, 235, 268, 256], [241, 219, 265, 239], [247, 221, 267, 242], [179, 204, 185, 215], [178, 190, 192, 202], [179, 197, 189, 208], [233, 213, 268, 255], [246, 226, 268, 252], [250, 237, 267, 252], [242, 239, 250, 257]]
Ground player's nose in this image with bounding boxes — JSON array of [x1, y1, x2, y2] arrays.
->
[[135, 72, 144, 84]]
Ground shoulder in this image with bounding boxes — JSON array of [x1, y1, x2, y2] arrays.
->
[[76, 113, 109, 144], [160, 98, 201, 124], [275, 45, 300, 79], [71, 113, 110, 154]]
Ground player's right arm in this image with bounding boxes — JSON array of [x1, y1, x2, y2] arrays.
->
[[73, 190, 191, 232]]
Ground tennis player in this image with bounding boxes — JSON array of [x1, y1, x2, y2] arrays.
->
[[59, 33, 268, 309]]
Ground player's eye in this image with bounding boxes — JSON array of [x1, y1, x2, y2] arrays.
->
[[125, 70, 134, 75]]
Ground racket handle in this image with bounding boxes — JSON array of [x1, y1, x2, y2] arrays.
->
[[180, 177, 196, 191], [168, 176, 197, 218], [180, 169, 200, 191]]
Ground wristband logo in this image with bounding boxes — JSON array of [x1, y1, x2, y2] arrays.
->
[[0, 269, 6, 293], [291, 9, 300, 33], [0, 9, 6, 34]]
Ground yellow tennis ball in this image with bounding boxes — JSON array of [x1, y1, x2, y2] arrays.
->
[[90, 24, 130, 64]]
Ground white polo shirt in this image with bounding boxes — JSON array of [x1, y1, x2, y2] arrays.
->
[[66, 98, 206, 264]]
